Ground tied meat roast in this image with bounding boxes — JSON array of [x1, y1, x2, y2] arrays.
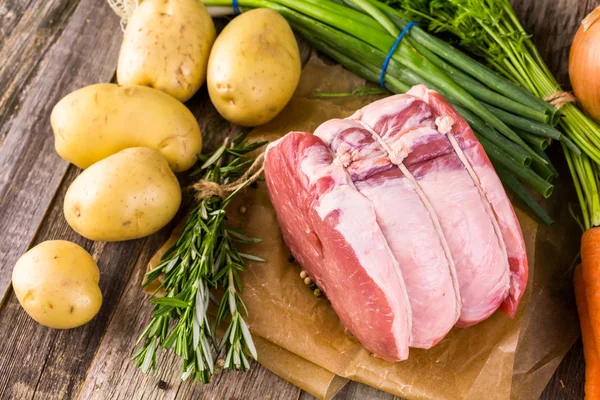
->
[[264, 85, 528, 362]]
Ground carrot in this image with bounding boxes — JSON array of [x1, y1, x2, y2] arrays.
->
[[575, 263, 600, 399], [582, 228, 600, 349]]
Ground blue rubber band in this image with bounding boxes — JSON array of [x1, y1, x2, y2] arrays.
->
[[380, 22, 418, 89], [232, 0, 241, 15]]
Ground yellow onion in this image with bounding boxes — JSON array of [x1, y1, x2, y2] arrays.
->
[[570, 6, 600, 123]]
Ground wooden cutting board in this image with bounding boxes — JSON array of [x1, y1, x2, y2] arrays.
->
[[0, 0, 594, 398]]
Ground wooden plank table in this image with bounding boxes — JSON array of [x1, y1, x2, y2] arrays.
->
[[0, 0, 595, 398]]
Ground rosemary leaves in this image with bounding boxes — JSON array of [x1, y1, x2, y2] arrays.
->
[[134, 133, 267, 383]]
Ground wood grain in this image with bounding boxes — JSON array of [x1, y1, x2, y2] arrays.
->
[[305, 382, 399, 400], [0, 0, 80, 147], [540, 340, 585, 400], [0, 0, 123, 307], [511, 0, 600, 88], [0, 0, 594, 399], [0, 163, 150, 399], [74, 226, 188, 400]]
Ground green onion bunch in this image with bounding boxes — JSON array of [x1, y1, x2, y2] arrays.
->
[[382, 0, 600, 229]]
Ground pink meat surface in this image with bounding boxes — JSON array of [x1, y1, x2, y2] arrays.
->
[[406, 85, 528, 319], [264, 85, 528, 360], [264, 132, 412, 361], [351, 90, 514, 327], [314, 119, 461, 348]]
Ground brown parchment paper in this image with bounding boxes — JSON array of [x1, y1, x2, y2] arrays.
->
[[252, 335, 350, 400], [147, 56, 581, 399]]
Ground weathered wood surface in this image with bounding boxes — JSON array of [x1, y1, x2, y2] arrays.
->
[[0, 0, 594, 399]]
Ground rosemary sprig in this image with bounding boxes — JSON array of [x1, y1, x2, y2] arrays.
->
[[134, 133, 267, 383]]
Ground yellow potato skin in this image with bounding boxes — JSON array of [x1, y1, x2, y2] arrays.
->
[[12, 241, 102, 330], [207, 9, 301, 127], [64, 148, 182, 242], [117, 0, 216, 102], [51, 83, 202, 172]]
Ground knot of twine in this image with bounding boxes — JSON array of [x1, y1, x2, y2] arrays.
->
[[192, 152, 266, 201], [544, 91, 577, 109]]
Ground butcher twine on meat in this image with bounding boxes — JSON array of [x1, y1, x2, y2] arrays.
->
[[264, 85, 528, 362]]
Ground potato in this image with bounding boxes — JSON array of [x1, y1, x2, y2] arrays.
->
[[117, 0, 216, 102], [12, 241, 102, 329], [64, 147, 181, 241], [51, 83, 202, 172], [207, 9, 301, 127]]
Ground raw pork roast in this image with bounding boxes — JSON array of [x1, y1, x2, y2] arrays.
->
[[264, 85, 528, 362]]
